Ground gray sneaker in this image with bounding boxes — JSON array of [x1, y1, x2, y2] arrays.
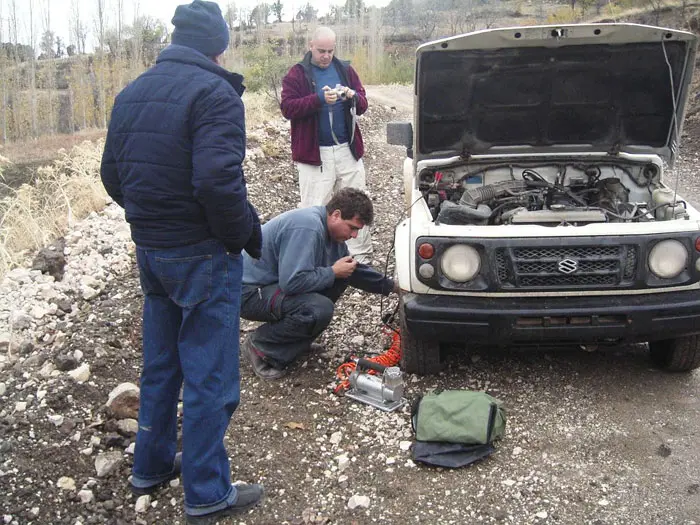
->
[[243, 335, 287, 380], [186, 483, 265, 524]]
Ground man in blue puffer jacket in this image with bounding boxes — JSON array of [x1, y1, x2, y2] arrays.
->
[[100, 1, 264, 522]]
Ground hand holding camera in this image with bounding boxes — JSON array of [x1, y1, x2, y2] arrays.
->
[[323, 84, 355, 104]]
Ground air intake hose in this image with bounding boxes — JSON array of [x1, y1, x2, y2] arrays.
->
[[459, 180, 529, 208]]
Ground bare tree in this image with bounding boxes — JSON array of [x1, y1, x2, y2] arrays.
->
[[367, 7, 383, 83], [271, 0, 283, 22], [223, 2, 237, 48], [70, 0, 88, 54], [0, 0, 7, 142], [95, 0, 107, 128], [8, 0, 22, 140], [40, 0, 56, 134], [28, 0, 38, 137]]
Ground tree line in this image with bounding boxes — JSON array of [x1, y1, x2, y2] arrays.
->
[[0, 0, 680, 145]]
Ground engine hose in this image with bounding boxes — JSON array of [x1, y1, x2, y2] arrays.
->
[[460, 180, 529, 208], [333, 330, 402, 395]]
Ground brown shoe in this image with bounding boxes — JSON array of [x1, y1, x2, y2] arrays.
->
[[243, 336, 287, 380]]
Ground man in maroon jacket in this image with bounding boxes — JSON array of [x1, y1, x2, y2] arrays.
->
[[280, 27, 373, 264]]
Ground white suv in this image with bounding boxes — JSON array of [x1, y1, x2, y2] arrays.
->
[[388, 23, 700, 375]]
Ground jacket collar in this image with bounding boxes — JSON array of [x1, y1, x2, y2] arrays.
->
[[157, 44, 245, 96], [300, 51, 350, 71]]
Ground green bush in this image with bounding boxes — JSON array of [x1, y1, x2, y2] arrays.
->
[[240, 44, 296, 103]]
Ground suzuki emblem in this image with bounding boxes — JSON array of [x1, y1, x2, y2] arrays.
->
[[558, 258, 579, 274]]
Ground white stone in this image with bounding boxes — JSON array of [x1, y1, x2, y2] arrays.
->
[[117, 418, 138, 435], [536, 511, 548, 519], [95, 452, 123, 477], [68, 363, 91, 383], [125, 443, 135, 455], [347, 495, 370, 510], [106, 382, 140, 407], [77, 490, 94, 503], [57, 477, 76, 491], [14, 401, 27, 412], [30, 305, 48, 319], [350, 335, 365, 346], [512, 446, 523, 456], [39, 362, 55, 378], [502, 479, 516, 487], [336, 454, 350, 472], [330, 431, 342, 445], [48, 414, 64, 427], [598, 499, 610, 506], [399, 441, 412, 451], [135, 495, 151, 513], [0, 383, 6, 397], [81, 286, 100, 301]]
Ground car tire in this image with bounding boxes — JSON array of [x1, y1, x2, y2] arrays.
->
[[399, 298, 442, 375], [649, 335, 700, 372]]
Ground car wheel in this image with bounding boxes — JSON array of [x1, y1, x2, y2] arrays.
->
[[649, 335, 700, 372], [399, 298, 442, 375]]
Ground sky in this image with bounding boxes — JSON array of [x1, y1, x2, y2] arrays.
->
[[1, 0, 391, 49]]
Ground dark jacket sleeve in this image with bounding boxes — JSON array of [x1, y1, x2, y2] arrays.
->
[[100, 130, 124, 208], [348, 264, 394, 296], [244, 202, 262, 259], [191, 86, 254, 254], [346, 66, 368, 116], [278, 227, 336, 294], [280, 65, 322, 120]]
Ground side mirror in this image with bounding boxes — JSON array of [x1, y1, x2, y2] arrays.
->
[[387, 121, 413, 158]]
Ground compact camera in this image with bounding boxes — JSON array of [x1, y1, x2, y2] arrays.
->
[[331, 84, 349, 100]]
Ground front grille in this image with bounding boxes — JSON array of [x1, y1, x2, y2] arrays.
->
[[496, 245, 638, 289]]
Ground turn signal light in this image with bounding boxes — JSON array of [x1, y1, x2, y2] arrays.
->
[[695, 237, 700, 252], [418, 243, 435, 259]]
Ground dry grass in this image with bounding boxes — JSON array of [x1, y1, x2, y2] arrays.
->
[[0, 129, 107, 166], [243, 90, 283, 128], [0, 92, 281, 280], [0, 140, 107, 279]]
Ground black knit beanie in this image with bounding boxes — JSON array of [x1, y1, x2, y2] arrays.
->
[[171, 0, 229, 57]]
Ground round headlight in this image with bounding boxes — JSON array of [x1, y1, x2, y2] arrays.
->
[[440, 244, 481, 282], [648, 240, 688, 279]]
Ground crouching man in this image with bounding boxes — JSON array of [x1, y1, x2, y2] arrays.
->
[[240, 188, 397, 380]]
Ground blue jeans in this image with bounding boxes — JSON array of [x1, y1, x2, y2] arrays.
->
[[240, 280, 347, 366], [132, 239, 243, 514]]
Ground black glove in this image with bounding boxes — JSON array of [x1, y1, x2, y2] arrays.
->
[[244, 202, 262, 259]]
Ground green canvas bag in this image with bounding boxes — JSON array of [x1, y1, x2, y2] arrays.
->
[[412, 390, 506, 445]]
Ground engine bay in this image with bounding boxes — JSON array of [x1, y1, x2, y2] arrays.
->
[[418, 160, 690, 226]]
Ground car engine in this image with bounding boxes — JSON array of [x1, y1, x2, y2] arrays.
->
[[418, 161, 690, 226]]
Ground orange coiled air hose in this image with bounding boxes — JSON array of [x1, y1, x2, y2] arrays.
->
[[333, 330, 402, 395]]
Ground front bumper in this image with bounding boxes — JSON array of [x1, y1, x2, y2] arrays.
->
[[402, 290, 700, 345]]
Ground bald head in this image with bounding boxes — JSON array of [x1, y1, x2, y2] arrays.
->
[[312, 27, 336, 42], [309, 26, 337, 69]]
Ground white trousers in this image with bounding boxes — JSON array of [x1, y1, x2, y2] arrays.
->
[[296, 143, 373, 262]]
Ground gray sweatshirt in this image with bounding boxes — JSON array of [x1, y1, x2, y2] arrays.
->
[[241, 206, 394, 296]]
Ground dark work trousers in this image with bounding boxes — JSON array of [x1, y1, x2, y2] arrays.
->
[[240, 280, 348, 367]]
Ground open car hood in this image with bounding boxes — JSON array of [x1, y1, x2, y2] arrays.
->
[[416, 24, 697, 166]]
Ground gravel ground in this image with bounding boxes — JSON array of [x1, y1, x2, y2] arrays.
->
[[0, 88, 699, 525]]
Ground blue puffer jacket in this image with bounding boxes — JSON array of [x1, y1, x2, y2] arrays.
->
[[101, 44, 261, 255]]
